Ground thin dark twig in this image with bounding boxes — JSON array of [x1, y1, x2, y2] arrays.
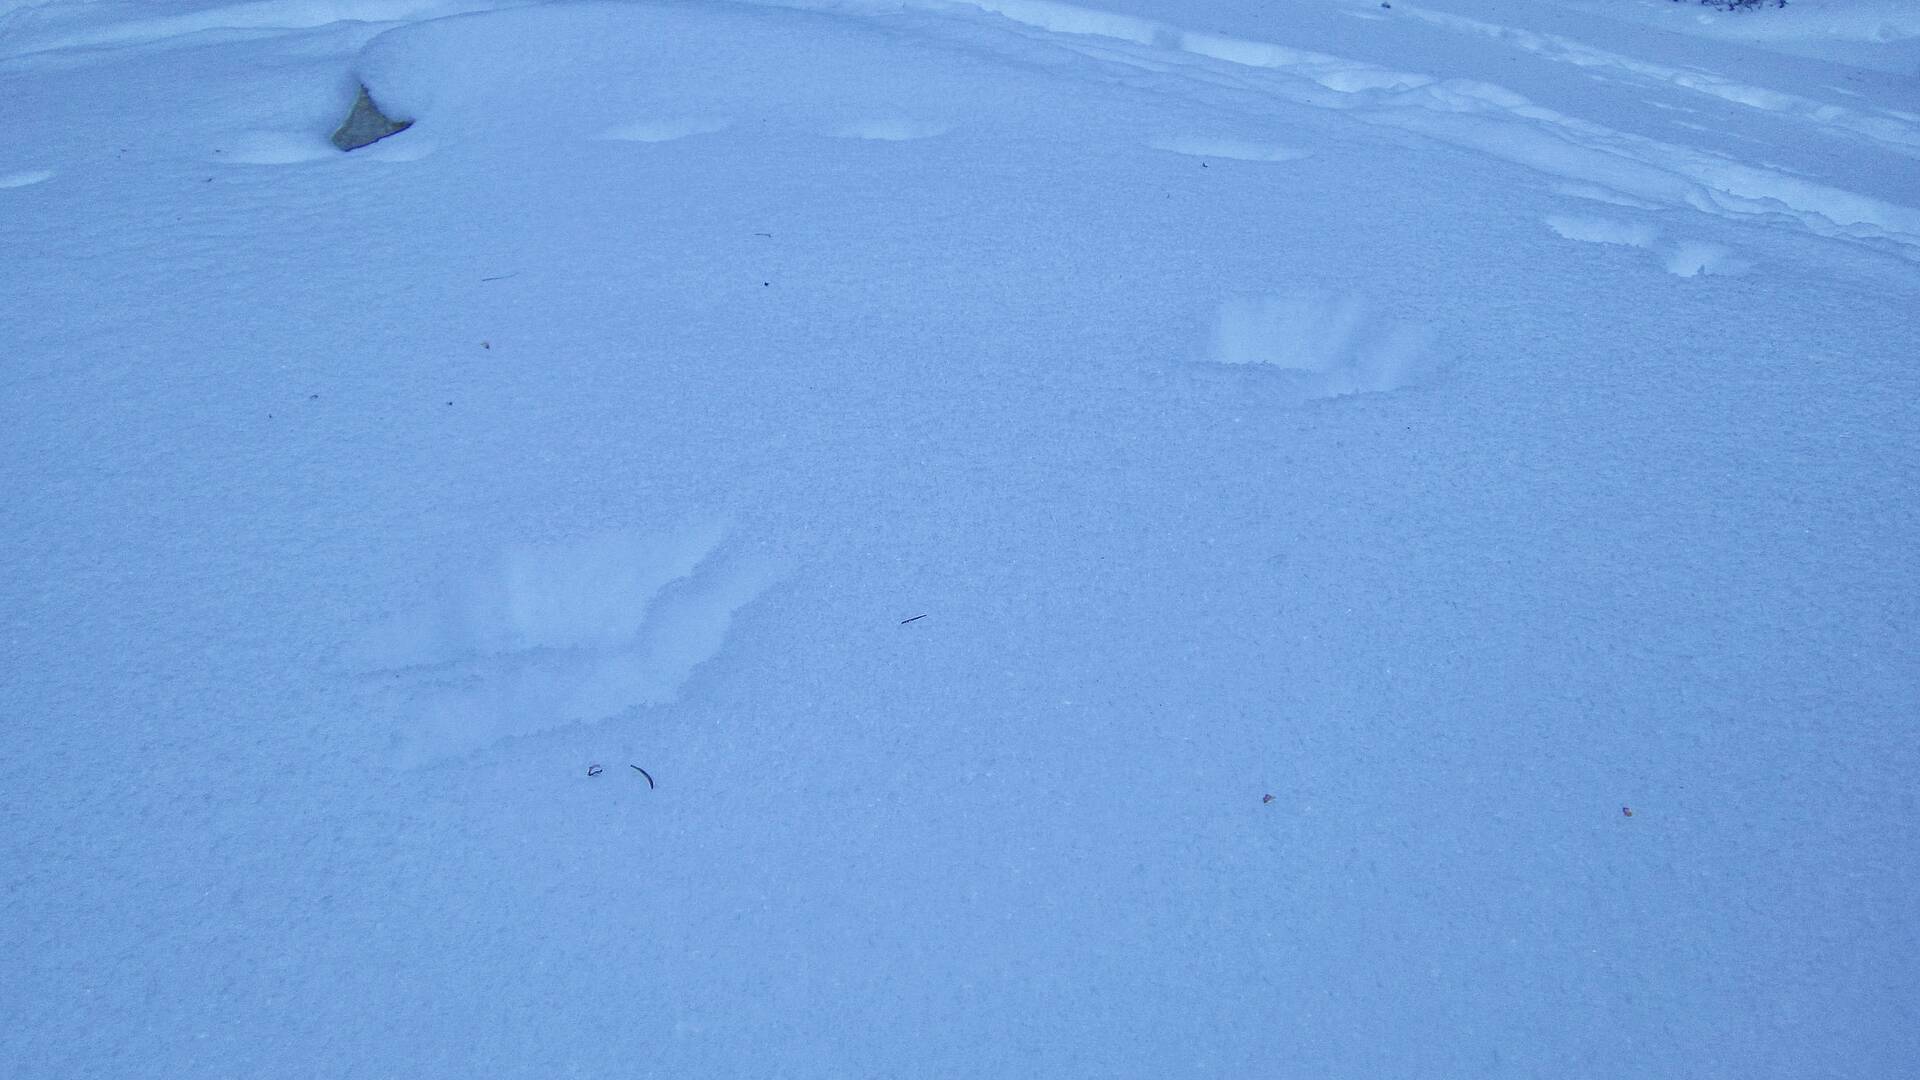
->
[[901, 614, 927, 624], [631, 765, 655, 789]]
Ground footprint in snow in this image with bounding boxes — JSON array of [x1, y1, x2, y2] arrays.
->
[[825, 119, 951, 142], [596, 117, 733, 143], [350, 523, 784, 768], [1662, 241, 1751, 279], [1204, 290, 1434, 398], [1544, 214, 1752, 278], [0, 169, 55, 189], [1147, 135, 1310, 163], [1544, 214, 1659, 249]]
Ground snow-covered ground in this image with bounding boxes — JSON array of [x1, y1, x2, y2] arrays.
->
[[4, 0, 1916, 1075]]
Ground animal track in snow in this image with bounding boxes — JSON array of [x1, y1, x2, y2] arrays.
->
[[352, 524, 783, 768], [1204, 290, 1433, 398], [1146, 135, 1308, 162]]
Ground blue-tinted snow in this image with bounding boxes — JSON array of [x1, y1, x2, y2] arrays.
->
[[3, 0, 1916, 1076]]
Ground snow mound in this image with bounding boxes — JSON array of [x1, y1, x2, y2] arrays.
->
[[348, 2, 982, 149]]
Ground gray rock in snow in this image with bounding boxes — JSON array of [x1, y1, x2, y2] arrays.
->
[[331, 86, 411, 151]]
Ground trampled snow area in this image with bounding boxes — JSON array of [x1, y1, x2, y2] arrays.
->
[[3, 0, 1916, 1074]]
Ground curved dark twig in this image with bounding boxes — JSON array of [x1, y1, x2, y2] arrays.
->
[[631, 765, 655, 789]]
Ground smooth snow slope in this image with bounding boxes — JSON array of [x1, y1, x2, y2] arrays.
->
[[3, 0, 1916, 1076]]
